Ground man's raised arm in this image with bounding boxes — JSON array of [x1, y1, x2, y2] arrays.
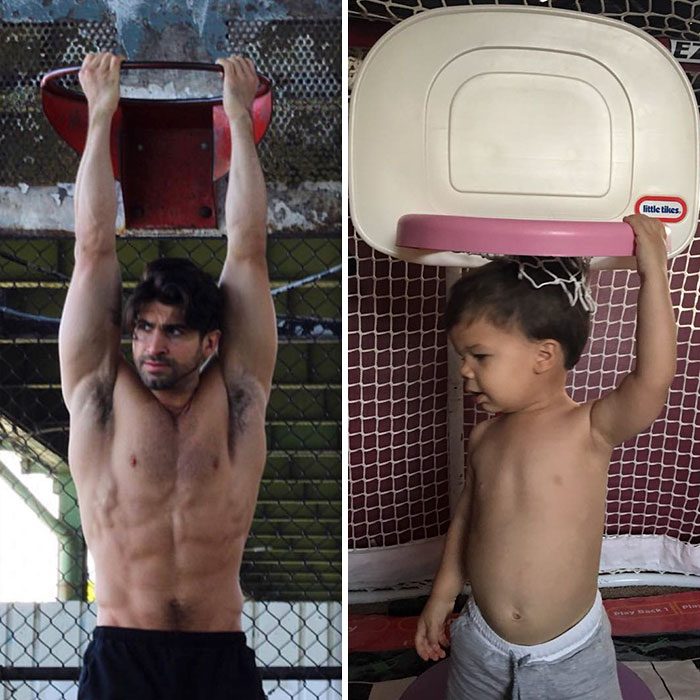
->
[[59, 53, 124, 413], [216, 56, 277, 399]]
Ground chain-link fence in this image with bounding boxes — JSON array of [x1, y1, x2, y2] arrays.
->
[[1, 4, 341, 698]]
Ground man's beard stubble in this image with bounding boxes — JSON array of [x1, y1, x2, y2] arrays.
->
[[137, 355, 202, 390]]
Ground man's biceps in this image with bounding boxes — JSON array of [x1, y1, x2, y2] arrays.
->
[[222, 280, 273, 318]]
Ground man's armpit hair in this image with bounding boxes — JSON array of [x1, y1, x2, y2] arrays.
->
[[227, 380, 253, 452], [86, 376, 115, 427]]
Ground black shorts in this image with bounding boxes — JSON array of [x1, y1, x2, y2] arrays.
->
[[78, 626, 266, 700]]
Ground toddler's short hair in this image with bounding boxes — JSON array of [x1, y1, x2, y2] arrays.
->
[[444, 257, 592, 370]]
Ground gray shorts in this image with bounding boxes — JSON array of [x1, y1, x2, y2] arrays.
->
[[446, 592, 622, 700]]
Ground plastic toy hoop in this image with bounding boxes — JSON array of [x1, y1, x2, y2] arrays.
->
[[350, 6, 699, 267], [397, 214, 636, 257]]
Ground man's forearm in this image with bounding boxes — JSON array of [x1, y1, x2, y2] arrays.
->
[[74, 113, 117, 254], [225, 113, 267, 258]]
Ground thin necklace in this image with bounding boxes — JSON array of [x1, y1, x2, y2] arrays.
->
[[168, 392, 195, 419]]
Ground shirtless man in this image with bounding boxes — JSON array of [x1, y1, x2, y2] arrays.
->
[[415, 216, 675, 699], [59, 52, 275, 699]]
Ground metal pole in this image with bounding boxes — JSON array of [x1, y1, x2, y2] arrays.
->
[[54, 474, 87, 602], [445, 267, 465, 515]]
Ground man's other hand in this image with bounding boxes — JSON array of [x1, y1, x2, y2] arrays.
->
[[79, 52, 124, 121], [215, 55, 258, 123]]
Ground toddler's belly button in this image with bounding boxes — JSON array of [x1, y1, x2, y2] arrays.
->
[[511, 610, 522, 621]]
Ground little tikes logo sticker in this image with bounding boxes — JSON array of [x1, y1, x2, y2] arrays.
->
[[634, 196, 687, 223]]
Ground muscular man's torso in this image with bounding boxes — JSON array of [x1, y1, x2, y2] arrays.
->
[[465, 401, 613, 645], [68, 358, 267, 631]]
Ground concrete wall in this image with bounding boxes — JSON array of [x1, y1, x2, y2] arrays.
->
[[0, 0, 340, 56]]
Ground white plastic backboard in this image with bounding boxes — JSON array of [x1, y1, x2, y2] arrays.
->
[[349, 6, 700, 268]]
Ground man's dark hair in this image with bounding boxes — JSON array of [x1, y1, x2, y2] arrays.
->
[[124, 257, 224, 336], [444, 257, 591, 370]]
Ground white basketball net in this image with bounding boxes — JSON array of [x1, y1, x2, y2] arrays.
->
[[487, 255, 597, 313]]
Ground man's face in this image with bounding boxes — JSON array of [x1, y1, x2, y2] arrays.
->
[[131, 301, 217, 390]]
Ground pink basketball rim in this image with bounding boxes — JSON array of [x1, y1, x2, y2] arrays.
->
[[397, 214, 637, 257]]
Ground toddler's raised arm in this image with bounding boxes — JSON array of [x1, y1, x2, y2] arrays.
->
[[590, 214, 676, 446]]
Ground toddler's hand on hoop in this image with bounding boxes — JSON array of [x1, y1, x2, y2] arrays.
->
[[216, 56, 258, 122], [624, 213, 669, 278], [79, 52, 124, 121], [415, 595, 453, 661]]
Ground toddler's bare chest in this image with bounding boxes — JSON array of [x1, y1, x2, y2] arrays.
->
[[481, 415, 588, 460], [472, 423, 589, 487]]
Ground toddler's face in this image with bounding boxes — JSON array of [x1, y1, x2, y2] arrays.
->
[[449, 316, 541, 414]]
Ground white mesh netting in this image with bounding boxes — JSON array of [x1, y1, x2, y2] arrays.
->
[[349, 227, 451, 591], [350, 0, 700, 34], [348, 0, 700, 597]]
